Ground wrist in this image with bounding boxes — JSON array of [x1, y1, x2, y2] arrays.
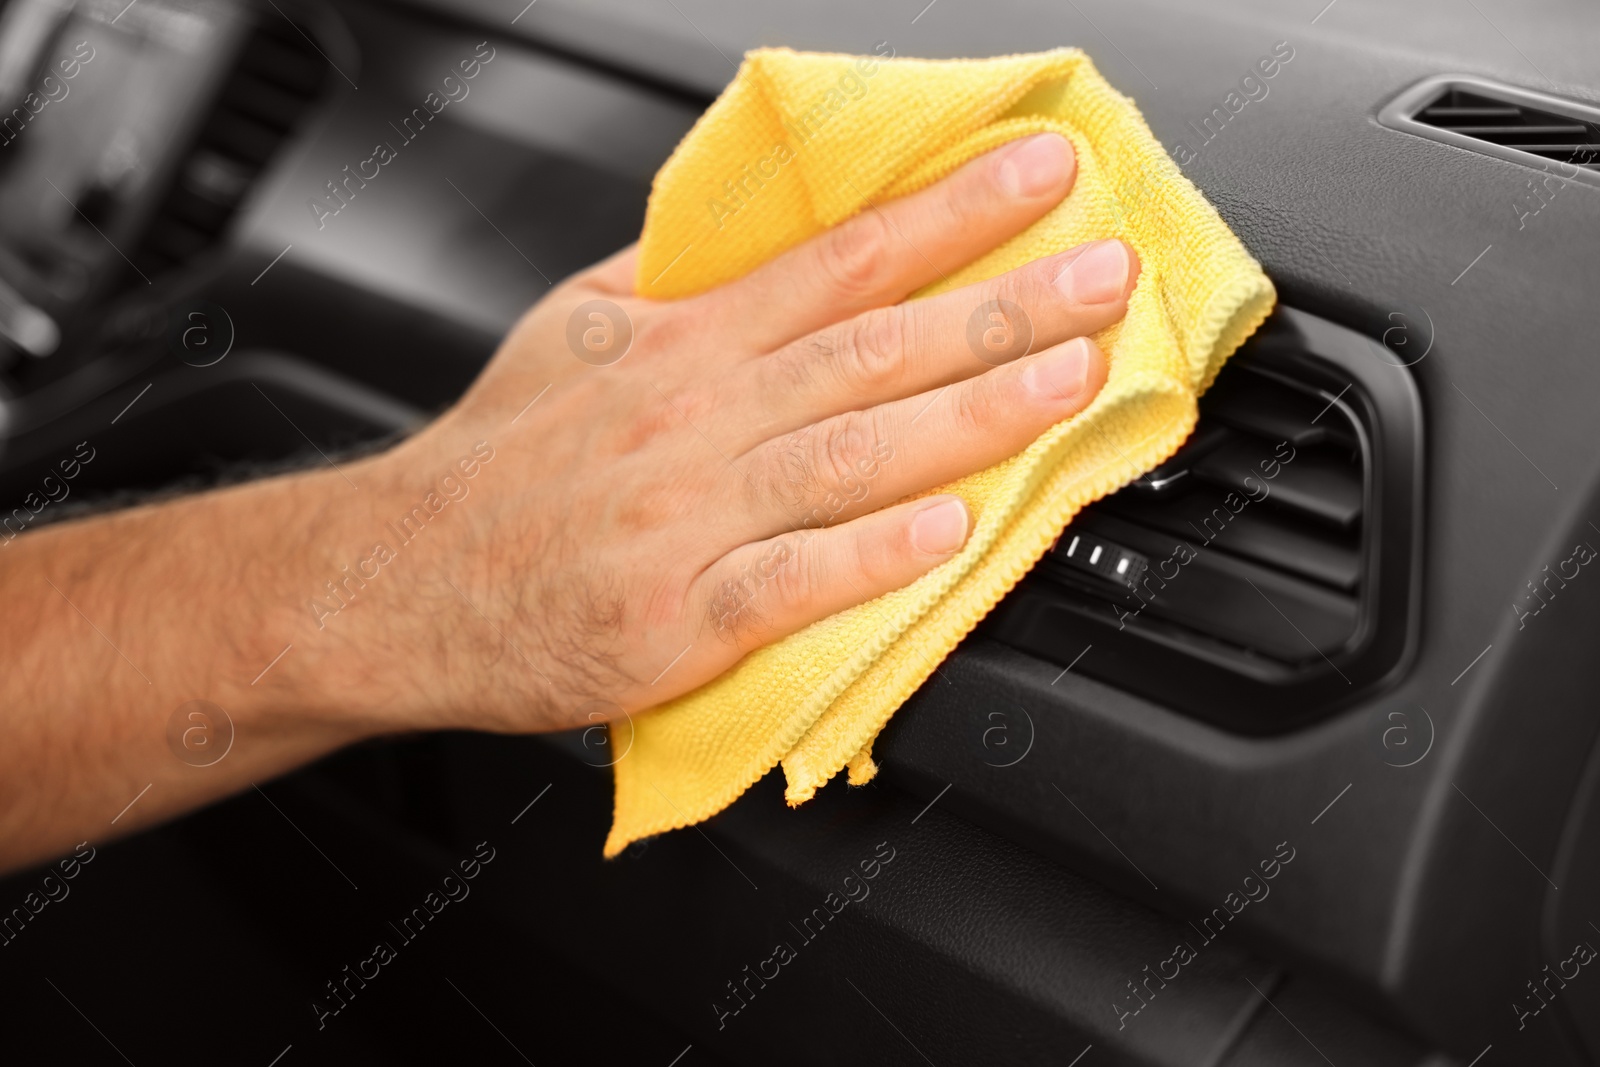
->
[[180, 454, 423, 742], [247, 430, 510, 737]]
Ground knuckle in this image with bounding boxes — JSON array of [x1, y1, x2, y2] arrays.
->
[[769, 535, 821, 609], [752, 409, 883, 529], [611, 393, 675, 455], [707, 537, 816, 644], [815, 211, 892, 299], [952, 375, 1003, 434], [844, 524, 890, 589], [612, 474, 692, 534], [704, 536, 807, 643], [773, 334, 834, 392], [706, 572, 759, 643], [989, 270, 1030, 312], [668, 382, 718, 426], [940, 168, 996, 231], [815, 411, 876, 501], [753, 432, 821, 516], [632, 309, 690, 355], [837, 310, 909, 392], [616, 382, 706, 455]]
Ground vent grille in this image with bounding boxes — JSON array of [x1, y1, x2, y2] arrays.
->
[[1380, 75, 1600, 183], [1414, 87, 1600, 168], [132, 16, 333, 277], [985, 307, 1423, 734], [1045, 368, 1363, 661]]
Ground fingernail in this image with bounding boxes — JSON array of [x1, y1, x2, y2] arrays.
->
[[995, 134, 1072, 198], [1055, 240, 1130, 305], [1022, 338, 1092, 403], [910, 497, 970, 555]]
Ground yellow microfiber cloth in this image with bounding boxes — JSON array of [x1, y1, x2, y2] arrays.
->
[[605, 46, 1275, 857]]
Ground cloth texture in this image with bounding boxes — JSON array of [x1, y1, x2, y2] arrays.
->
[[606, 46, 1275, 857]]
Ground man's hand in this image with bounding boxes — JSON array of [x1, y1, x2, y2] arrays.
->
[[0, 131, 1139, 871], [377, 131, 1139, 731]]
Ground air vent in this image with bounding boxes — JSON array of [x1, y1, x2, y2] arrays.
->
[[1414, 88, 1600, 167], [984, 307, 1423, 734], [131, 14, 336, 277], [1380, 75, 1600, 185]]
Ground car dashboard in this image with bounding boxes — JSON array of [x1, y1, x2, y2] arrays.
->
[[2, 0, 1599, 1064]]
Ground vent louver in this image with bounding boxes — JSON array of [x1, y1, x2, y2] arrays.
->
[[985, 307, 1423, 734], [1380, 75, 1600, 183], [132, 15, 334, 277], [1055, 368, 1363, 659], [1415, 88, 1600, 168]]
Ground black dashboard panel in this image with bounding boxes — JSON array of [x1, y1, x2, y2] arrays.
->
[[2, 0, 1598, 1064]]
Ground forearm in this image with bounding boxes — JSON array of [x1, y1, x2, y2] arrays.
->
[[0, 450, 436, 873]]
